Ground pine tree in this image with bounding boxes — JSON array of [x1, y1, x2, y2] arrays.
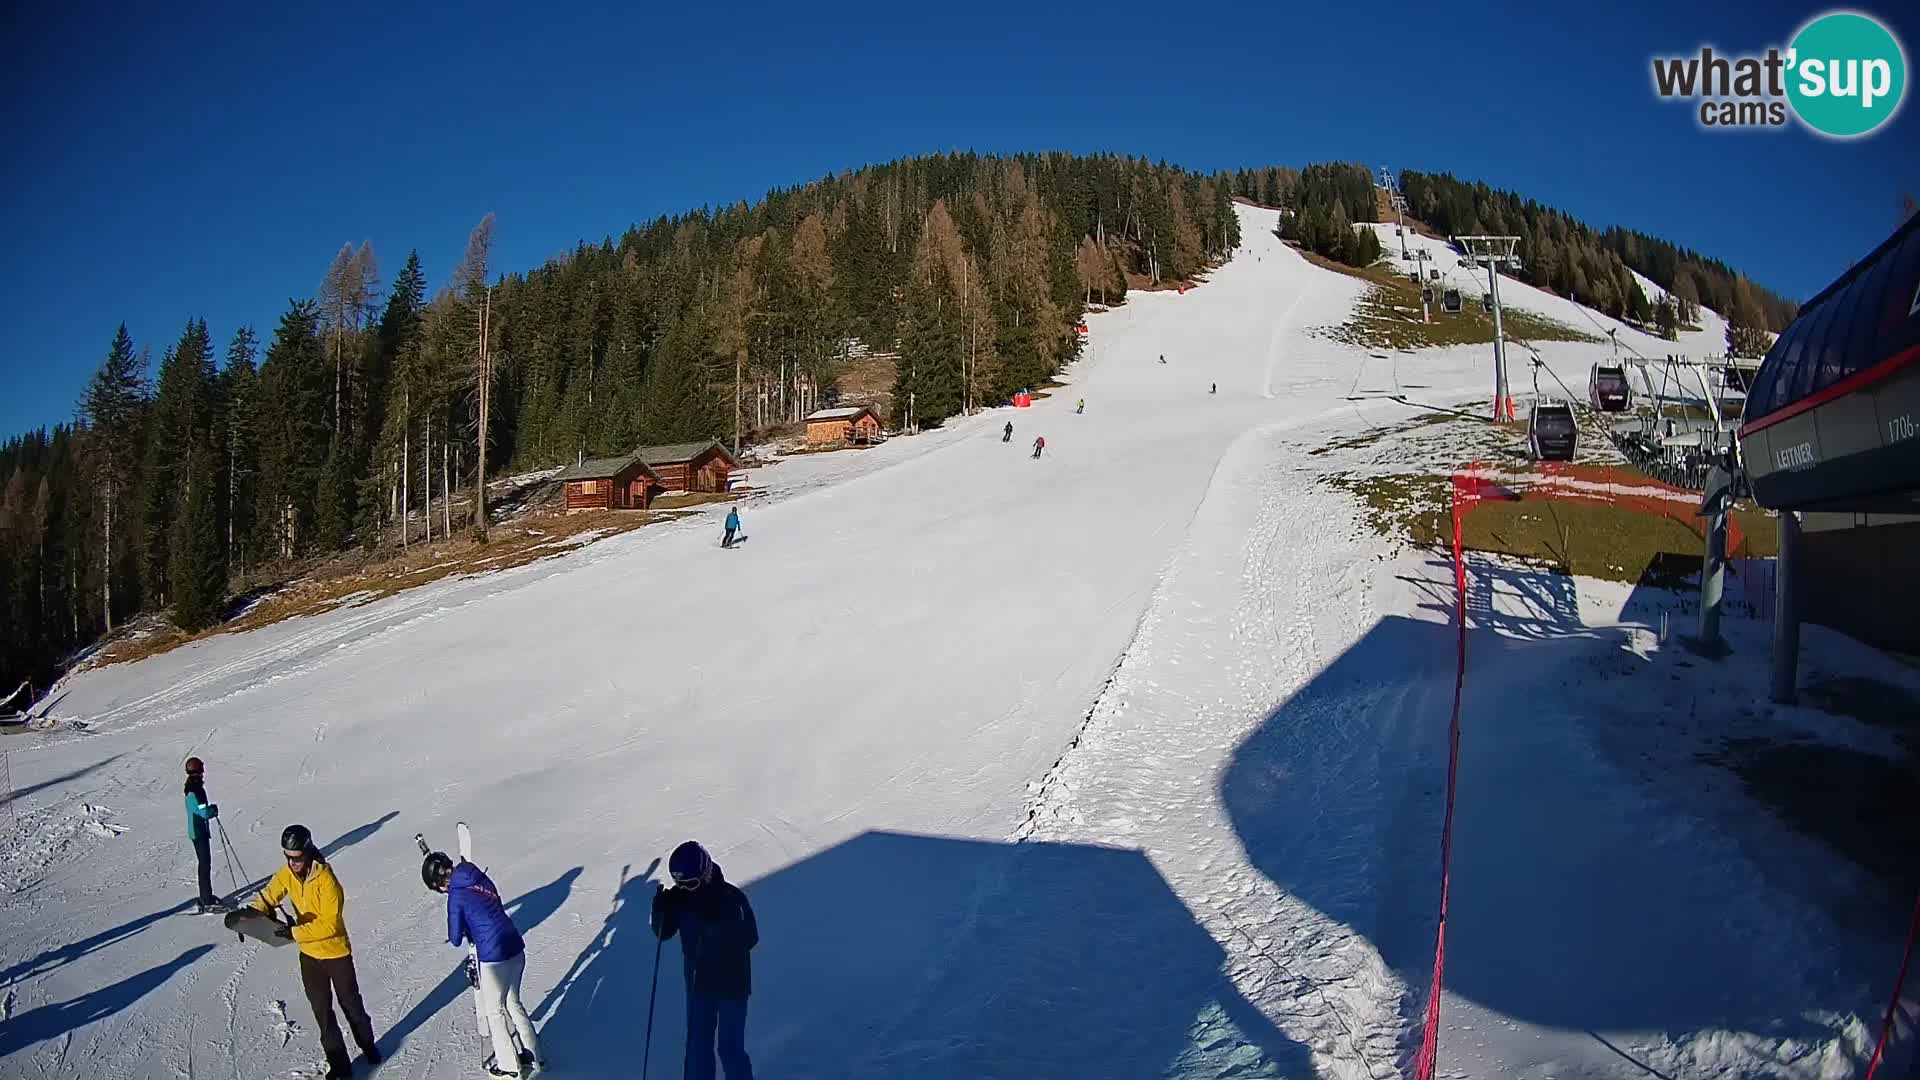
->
[[221, 327, 259, 571], [80, 324, 147, 632], [169, 444, 223, 633], [1654, 295, 1678, 340], [254, 301, 327, 559], [142, 319, 214, 608]]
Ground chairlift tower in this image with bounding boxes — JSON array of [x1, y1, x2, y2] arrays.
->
[[1456, 235, 1523, 421], [1378, 166, 1410, 260]]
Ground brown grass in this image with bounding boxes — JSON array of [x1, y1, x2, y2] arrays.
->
[[836, 350, 900, 424], [1297, 246, 1599, 352], [92, 510, 669, 670]]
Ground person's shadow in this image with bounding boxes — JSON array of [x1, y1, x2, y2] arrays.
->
[[378, 866, 581, 1059], [538, 832, 1311, 1078], [0, 945, 215, 1057]]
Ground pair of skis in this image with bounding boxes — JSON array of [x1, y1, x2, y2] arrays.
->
[[416, 822, 531, 1077]]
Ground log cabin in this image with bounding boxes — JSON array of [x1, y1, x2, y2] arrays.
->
[[636, 440, 739, 494], [553, 453, 659, 511], [804, 406, 884, 448]]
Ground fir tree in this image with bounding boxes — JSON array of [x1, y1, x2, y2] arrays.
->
[[168, 444, 224, 633]]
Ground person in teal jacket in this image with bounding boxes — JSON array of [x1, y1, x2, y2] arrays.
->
[[183, 756, 223, 912]]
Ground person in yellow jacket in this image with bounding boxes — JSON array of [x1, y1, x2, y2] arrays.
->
[[254, 824, 381, 1079]]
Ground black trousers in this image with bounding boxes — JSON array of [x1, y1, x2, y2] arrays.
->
[[299, 952, 377, 1071], [191, 834, 214, 904]]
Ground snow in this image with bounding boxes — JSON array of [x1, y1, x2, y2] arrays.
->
[[0, 206, 1906, 1079]]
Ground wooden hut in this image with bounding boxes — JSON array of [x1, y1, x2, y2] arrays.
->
[[804, 406, 884, 448], [636, 440, 739, 494], [553, 453, 659, 511]]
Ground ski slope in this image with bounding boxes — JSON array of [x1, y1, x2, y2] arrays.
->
[[0, 205, 1898, 1079]]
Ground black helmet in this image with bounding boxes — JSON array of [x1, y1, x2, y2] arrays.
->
[[183, 756, 204, 775], [421, 851, 454, 891], [669, 840, 712, 887], [280, 824, 313, 852]]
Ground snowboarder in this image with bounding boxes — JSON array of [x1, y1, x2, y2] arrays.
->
[[1031, 436, 1045, 459], [183, 757, 223, 913], [1075, 399, 1084, 414], [1002, 422, 1013, 443], [652, 841, 758, 1080], [424, 851, 542, 1076], [722, 506, 741, 549], [252, 824, 380, 1079]]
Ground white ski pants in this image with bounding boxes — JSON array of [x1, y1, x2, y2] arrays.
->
[[480, 952, 540, 1070]]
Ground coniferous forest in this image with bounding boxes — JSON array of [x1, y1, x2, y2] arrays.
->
[[0, 151, 1798, 689], [0, 153, 1242, 688]]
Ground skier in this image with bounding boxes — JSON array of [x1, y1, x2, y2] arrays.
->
[[251, 824, 380, 1079], [1002, 421, 1013, 443], [722, 506, 741, 549], [1210, 383, 1217, 395], [1031, 436, 1045, 459], [1075, 399, 1084, 414], [424, 852, 542, 1077], [652, 841, 758, 1080], [183, 757, 223, 913], [1158, 354, 1166, 364]]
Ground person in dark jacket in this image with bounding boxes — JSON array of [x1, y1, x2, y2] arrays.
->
[[1031, 436, 1045, 459], [1002, 421, 1013, 443], [182, 757, 223, 913], [652, 841, 757, 1080], [426, 854, 542, 1076]]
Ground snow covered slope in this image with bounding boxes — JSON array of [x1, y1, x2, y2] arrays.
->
[[0, 206, 1893, 1080]]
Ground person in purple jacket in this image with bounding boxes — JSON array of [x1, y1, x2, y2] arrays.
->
[[424, 852, 543, 1076]]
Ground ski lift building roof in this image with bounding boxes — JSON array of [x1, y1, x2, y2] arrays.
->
[[1739, 214, 1920, 512]]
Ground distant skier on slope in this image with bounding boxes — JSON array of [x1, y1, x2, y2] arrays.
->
[[1032, 436, 1046, 459], [722, 506, 741, 549], [183, 757, 223, 913], [1210, 383, 1216, 395], [252, 824, 380, 1079], [653, 841, 758, 1080], [1076, 399, 1084, 414], [1158, 354, 1166, 364], [424, 851, 543, 1076], [1003, 421, 1013, 443]]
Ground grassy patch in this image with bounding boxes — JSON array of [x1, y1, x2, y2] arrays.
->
[[93, 510, 667, 670], [1330, 470, 1776, 582]]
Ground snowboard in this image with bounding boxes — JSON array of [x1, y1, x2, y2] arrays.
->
[[223, 908, 291, 947]]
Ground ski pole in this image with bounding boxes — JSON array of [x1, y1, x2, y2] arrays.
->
[[641, 931, 663, 1079], [217, 819, 253, 894]]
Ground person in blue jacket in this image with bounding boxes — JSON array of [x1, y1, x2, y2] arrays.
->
[[652, 841, 757, 1080], [183, 756, 223, 913], [424, 852, 542, 1076], [722, 506, 741, 549]]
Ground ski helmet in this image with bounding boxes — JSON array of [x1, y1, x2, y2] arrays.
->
[[183, 756, 204, 776], [669, 840, 711, 887], [421, 851, 454, 892], [280, 824, 313, 853]]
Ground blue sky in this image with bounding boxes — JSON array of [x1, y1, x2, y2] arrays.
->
[[2, 0, 1915, 437]]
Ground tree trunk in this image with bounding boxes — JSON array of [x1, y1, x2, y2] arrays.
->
[[424, 422, 431, 543], [101, 480, 113, 633], [473, 291, 491, 537], [442, 442, 451, 540]]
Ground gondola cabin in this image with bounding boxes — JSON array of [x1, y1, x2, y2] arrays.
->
[[1528, 400, 1578, 461], [1442, 289, 1463, 313]]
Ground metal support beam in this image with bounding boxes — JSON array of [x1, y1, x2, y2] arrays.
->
[[1770, 510, 1802, 703]]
